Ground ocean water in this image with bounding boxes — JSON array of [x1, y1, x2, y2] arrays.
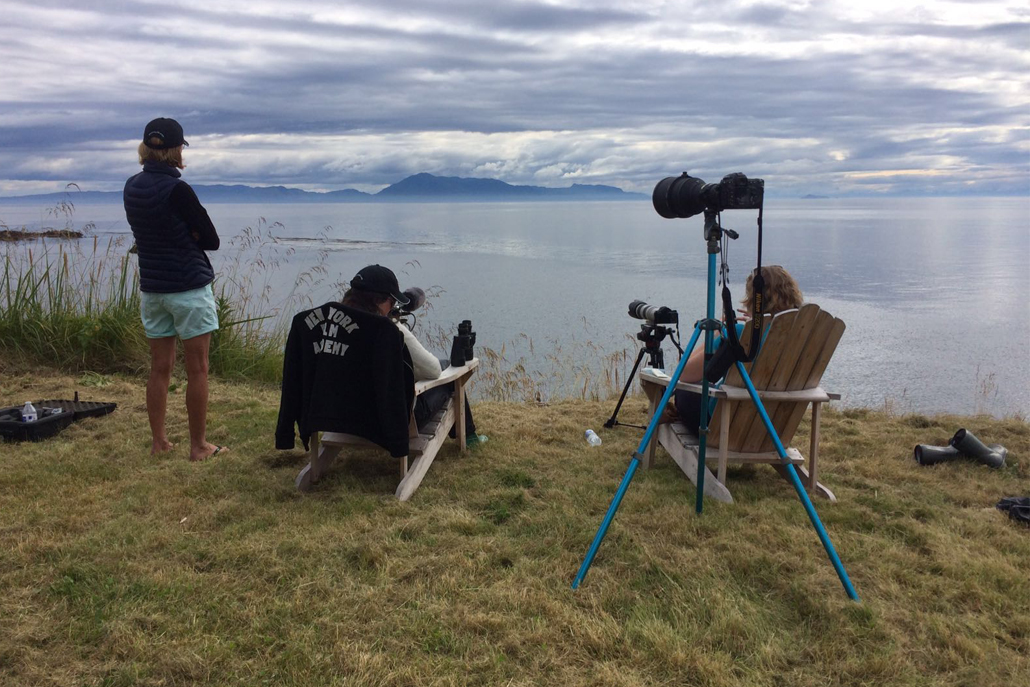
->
[[2, 196, 1028, 416]]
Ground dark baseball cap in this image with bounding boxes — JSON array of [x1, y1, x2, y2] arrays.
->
[[350, 264, 409, 306], [143, 118, 189, 149]]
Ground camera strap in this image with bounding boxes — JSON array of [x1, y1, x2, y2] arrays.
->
[[705, 207, 765, 383]]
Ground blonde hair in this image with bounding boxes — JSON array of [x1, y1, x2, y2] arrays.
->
[[137, 141, 185, 169], [742, 265, 802, 316]]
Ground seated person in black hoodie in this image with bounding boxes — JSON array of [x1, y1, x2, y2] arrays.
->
[[344, 265, 486, 446]]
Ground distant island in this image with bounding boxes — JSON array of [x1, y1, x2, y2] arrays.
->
[[0, 173, 647, 205]]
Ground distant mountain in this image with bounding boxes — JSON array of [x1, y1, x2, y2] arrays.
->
[[0, 185, 374, 205], [192, 184, 373, 203], [376, 173, 646, 200], [0, 173, 646, 204], [0, 190, 122, 205]]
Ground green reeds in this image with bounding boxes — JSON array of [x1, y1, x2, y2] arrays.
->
[[1, 238, 145, 371], [1, 237, 285, 382]]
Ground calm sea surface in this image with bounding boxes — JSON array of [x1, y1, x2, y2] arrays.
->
[[2, 197, 1028, 416]]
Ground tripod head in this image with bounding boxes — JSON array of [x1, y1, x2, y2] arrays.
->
[[636, 323, 673, 369], [604, 321, 682, 430]]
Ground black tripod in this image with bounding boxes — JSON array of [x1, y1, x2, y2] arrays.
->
[[605, 323, 679, 430]]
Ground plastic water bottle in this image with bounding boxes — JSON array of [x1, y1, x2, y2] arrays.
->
[[21, 402, 37, 423], [585, 429, 602, 447]]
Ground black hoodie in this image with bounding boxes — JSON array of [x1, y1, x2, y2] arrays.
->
[[275, 302, 415, 457]]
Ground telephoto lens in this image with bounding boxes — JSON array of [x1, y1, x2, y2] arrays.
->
[[627, 300, 678, 326], [652, 173, 714, 219]]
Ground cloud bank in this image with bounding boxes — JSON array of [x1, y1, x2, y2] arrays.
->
[[1, 0, 1027, 196]]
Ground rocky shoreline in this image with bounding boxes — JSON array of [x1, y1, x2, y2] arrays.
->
[[0, 229, 83, 241]]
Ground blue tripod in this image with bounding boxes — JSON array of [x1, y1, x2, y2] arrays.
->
[[572, 212, 859, 601]]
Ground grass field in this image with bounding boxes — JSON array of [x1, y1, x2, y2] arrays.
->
[[1, 367, 1027, 686]]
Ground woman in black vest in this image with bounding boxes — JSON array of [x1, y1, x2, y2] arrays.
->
[[123, 118, 227, 461]]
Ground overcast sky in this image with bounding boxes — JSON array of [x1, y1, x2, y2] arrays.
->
[[1, 0, 1027, 196]]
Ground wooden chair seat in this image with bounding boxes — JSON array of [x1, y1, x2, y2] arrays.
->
[[296, 359, 479, 500]]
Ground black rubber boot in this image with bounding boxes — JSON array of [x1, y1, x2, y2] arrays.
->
[[950, 429, 1007, 469], [914, 444, 963, 465]]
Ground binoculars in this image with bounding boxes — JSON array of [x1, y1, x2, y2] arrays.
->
[[914, 428, 1007, 469], [449, 320, 476, 367]]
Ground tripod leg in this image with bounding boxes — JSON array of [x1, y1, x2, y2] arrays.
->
[[572, 325, 703, 589], [604, 347, 647, 429], [732, 361, 860, 601], [694, 251, 721, 515], [694, 336, 714, 515]]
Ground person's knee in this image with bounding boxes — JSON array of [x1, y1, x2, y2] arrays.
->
[[185, 355, 209, 378], [151, 356, 174, 378], [182, 335, 211, 378]]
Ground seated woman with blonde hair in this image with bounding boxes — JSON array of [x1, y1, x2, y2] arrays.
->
[[672, 265, 802, 434]]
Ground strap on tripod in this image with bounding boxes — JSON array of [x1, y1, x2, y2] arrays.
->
[[705, 206, 765, 383]]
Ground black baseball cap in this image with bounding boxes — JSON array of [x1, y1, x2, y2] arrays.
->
[[143, 117, 189, 149], [351, 264, 409, 306]]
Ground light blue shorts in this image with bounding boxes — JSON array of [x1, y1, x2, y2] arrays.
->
[[140, 284, 220, 340]]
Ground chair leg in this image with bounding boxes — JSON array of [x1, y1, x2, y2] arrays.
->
[[641, 383, 661, 470], [296, 436, 343, 492], [395, 399, 456, 501], [396, 453, 432, 501], [455, 381, 467, 452], [808, 403, 822, 492], [717, 402, 731, 485], [772, 463, 837, 503], [657, 423, 734, 504]]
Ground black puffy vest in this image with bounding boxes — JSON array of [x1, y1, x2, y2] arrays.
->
[[123, 162, 214, 293]]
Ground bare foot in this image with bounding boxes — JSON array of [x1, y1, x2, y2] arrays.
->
[[190, 443, 229, 462], [151, 439, 174, 455]]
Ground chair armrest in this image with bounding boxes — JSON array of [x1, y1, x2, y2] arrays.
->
[[415, 358, 479, 395], [638, 368, 840, 403]]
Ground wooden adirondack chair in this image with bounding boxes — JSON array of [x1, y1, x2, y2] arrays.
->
[[638, 303, 844, 504], [296, 359, 479, 501]]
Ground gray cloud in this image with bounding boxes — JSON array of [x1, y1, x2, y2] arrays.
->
[[0, 0, 1026, 196]]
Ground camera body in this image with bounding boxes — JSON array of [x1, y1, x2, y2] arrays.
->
[[714, 173, 764, 211], [652, 172, 764, 219]]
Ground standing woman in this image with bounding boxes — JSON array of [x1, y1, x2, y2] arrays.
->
[[124, 118, 227, 461]]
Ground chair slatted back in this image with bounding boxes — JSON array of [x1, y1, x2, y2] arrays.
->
[[709, 304, 844, 453], [709, 310, 778, 448]]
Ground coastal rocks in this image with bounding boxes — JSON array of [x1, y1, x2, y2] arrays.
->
[[0, 228, 84, 241]]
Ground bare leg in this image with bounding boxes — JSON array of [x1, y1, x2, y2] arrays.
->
[[182, 333, 225, 461], [147, 336, 177, 454]]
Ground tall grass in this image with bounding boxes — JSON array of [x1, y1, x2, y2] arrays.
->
[[1, 238, 146, 372], [0, 235, 285, 382], [420, 323, 635, 402]]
